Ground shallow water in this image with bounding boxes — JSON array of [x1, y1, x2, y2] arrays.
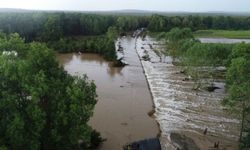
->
[[199, 37, 250, 43], [136, 36, 240, 149], [57, 36, 158, 150]]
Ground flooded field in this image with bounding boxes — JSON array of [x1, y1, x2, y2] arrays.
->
[[57, 37, 158, 150]]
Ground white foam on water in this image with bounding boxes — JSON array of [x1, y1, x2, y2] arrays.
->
[[135, 36, 240, 149]]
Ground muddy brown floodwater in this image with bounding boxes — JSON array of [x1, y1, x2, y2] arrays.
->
[[57, 37, 158, 150]]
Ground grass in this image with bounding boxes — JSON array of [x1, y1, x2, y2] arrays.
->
[[194, 30, 250, 39], [147, 32, 164, 38]]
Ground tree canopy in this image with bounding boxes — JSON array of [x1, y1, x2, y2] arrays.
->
[[0, 33, 101, 150], [223, 43, 250, 149]]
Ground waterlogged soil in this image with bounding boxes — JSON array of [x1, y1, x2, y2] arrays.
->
[[57, 37, 158, 150]]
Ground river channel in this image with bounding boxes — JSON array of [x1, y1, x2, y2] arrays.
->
[[57, 37, 158, 150]]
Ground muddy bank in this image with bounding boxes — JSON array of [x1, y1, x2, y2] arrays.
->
[[135, 36, 240, 150], [57, 37, 158, 150]]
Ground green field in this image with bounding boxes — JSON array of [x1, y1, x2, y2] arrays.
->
[[194, 30, 250, 39]]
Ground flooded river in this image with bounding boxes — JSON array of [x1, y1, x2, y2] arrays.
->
[[57, 35, 243, 150], [57, 37, 158, 150], [136, 36, 240, 149]]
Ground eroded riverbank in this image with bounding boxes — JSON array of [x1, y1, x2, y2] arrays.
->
[[57, 36, 158, 150]]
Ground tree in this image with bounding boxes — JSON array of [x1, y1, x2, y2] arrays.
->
[[223, 43, 250, 149], [148, 15, 166, 32], [0, 34, 101, 150], [184, 43, 233, 67], [166, 28, 194, 59], [106, 26, 118, 40], [42, 15, 63, 41], [0, 33, 27, 57], [116, 16, 139, 31]]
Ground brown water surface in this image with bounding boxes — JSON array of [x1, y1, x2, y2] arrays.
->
[[57, 37, 158, 150]]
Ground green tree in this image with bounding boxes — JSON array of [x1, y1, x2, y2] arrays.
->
[[148, 14, 166, 32], [116, 16, 139, 31], [183, 42, 233, 90], [223, 43, 250, 149], [106, 26, 118, 40], [0, 34, 101, 150], [166, 28, 194, 59], [0, 33, 27, 57], [42, 15, 63, 41], [184, 43, 233, 67]]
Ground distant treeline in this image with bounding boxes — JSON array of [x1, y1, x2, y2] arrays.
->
[[0, 13, 116, 42], [0, 13, 250, 42], [0, 12, 250, 60]]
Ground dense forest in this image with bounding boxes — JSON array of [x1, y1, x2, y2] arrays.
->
[[1, 12, 250, 41], [0, 12, 249, 60]]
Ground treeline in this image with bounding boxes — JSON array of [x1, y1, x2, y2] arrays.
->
[[0, 12, 250, 59], [0, 13, 116, 41], [148, 14, 250, 32], [49, 36, 116, 60], [159, 28, 250, 149], [0, 13, 120, 60], [0, 12, 250, 61], [1, 12, 250, 42]]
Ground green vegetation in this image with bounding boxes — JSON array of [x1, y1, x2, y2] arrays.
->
[[184, 42, 233, 67], [165, 28, 194, 58], [1, 13, 250, 41], [194, 30, 250, 39], [147, 15, 250, 32], [116, 16, 140, 31], [0, 33, 103, 150], [148, 15, 166, 32], [48, 35, 117, 60], [158, 28, 250, 149], [0, 12, 249, 60], [223, 44, 250, 148], [0, 13, 119, 60]]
